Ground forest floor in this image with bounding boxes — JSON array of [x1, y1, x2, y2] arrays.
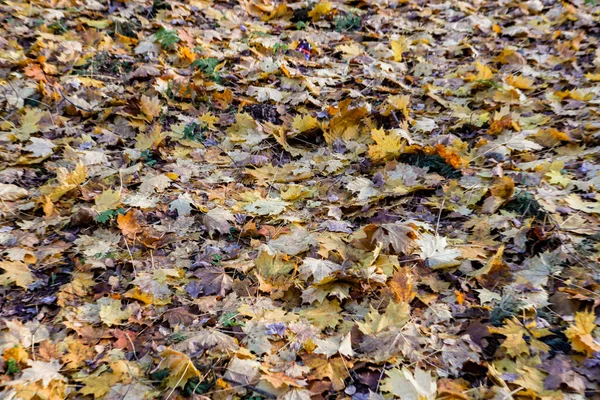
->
[[1, 0, 600, 399]]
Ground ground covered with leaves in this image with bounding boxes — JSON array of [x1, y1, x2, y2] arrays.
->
[[1, 0, 600, 399]]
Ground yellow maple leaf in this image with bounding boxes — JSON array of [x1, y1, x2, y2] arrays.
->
[[199, 112, 219, 130], [139, 95, 162, 120], [58, 161, 87, 187], [125, 287, 171, 306], [585, 72, 600, 82], [564, 194, 600, 214], [94, 189, 121, 212], [178, 45, 196, 64], [506, 74, 534, 90], [569, 89, 594, 101], [357, 302, 409, 335], [280, 184, 313, 201], [11, 108, 45, 141], [78, 372, 119, 397], [160, 349, 201, 389], [135, 124, 165, 150], [391, 36, 409, 62], [565, 311, 600, 356], [545, 169, 572, 188], [98, 298, 132, 326], [308, 0, 332, 20], [474, 61, 493, 80], [488, 318, 530, 357], [292, 114, 319, 133], [336, 43, 362, 57], [299, 299, 341, 329], [368, 128, 403, 162], [383, 95, 410, 118]]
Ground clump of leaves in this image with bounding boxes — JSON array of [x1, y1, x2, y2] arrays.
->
[[219, 312, 244, 327], [273, 42, 289, 54], [211, 253, 222, 266], [167, 332, 188, 344], [334, 12, 361, 32], [141, 149, 157, 166], [48, 20, 68, 34], [95, 208, 126, 224], [5, 359, 19, 375], [490, 296, 522, 326], [183, 376, 214, 396], [399, 152, 462, 179], [155, 27, 180, 50], [502, 191, 545, 218], [183, 122, 204, 142], [576, 233, 600, 257], [192, 57, 221, 82]]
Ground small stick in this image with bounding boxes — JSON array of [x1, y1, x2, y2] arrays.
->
[[220, 377, 277, 399], [58, 89, 94, 113]]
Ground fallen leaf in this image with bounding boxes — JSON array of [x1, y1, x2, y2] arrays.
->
[[565, 310, 600, 356], [139, 95, 162, 120], [381, 367, 437, 400], [24, 137, 56, 157], [203, 207, 235, 236], [417, 234, 461, 268], [160, 348, 201, 389], [94, 189, 121, 212], [0, 183, 29, 201], [368, 128, 404, 162], [0, 261, 36, 289], [117, 210, 143, 237]]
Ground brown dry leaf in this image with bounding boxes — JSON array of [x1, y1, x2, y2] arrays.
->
[[303, 355, 350, 391], [372, 222, 417, 255], [190, 267, 233, 297], [203, 207, 235, 237]]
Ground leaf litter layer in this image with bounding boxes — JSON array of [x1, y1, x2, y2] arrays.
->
[[1, 0, 600, 399]]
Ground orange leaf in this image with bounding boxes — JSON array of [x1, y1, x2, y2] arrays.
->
[[388, 267, 416, 303], [117, 210, 143, 238]]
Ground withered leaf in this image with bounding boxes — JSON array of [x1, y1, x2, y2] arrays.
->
[[189, 267, 233, 297]]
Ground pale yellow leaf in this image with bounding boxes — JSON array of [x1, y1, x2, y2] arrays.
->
[[140, 95, 162, 120], [94, 189, 121, 212], [0, 261, 36, 289]]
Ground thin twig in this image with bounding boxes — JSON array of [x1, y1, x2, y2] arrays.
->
[[220, 377, 277, 399], [58, 89, 94, 113], [165, 362, 190, 400]]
